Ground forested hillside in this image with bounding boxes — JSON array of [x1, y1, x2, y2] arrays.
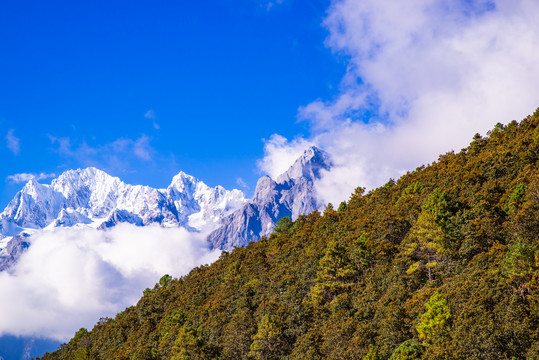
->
[[39, 109, 539, 359]]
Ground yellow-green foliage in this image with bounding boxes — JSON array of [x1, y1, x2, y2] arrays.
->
[[416, 292, 450, 344], [39, 110, 539, 360]]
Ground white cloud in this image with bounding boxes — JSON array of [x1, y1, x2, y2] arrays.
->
[[144, 110, 160, 130], [6, 129, 20, 155], [0, 224, 221, 340], [261, 0, 539, 205], [257, 134, 313, 179], [236, 177, 249, 190], [6, 173, 56, 184], [133, 135, 152, 161], [144, 109, 156, 120]]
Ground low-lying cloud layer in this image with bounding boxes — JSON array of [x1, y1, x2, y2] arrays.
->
[[0, 224, 221, 341], [261, 0, 539, 205]]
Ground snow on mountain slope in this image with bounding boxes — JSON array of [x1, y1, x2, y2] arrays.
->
[[0, 168, 247, 269], [208, 146, 332, 250], [166, 171, 246, 231]]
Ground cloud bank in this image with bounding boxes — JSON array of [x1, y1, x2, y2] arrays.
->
[[0, 224, 221, 341], [260, 0, 539, 205]]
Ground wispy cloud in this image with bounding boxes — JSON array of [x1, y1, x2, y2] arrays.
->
[[144, 109, 156, 120], [260, 0, 539, 205], [6, 129, 20, 155], [6, 172, 56, 184], [266, 0, 284, 11], [236, 177, 249, 190], [48, 134, 155, 174], [0, 224, 221, 340], [22, 338, 34, 360], [133, 135, 152, 161], [144, 109, 160, 130]]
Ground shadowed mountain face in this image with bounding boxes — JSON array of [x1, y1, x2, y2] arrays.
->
[[208, 146, 332, 250]]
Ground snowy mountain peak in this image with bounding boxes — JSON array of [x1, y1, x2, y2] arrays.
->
[[276, 146, 332, 184], [171, 170, 197, 183], [169, 171, 204, 194], [0, 167, 247, 241], [21, 177, 45, 197]]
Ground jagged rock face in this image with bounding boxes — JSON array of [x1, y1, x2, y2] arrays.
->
[[0, 235, 30, 272], [276, 146, 331, 184], [208, 146, 332, 250]]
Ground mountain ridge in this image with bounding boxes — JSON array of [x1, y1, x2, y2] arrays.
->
[[0, 146, 332, 268]]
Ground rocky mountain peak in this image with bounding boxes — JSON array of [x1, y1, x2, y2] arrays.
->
[[208, 146, 332, 250], [276, 146, 332, 184]]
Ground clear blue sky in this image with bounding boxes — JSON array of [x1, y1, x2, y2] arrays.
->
[[0, 0, 344, 207]]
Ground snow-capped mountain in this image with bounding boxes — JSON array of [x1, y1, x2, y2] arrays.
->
[[208, 146, 332, 250], [0, 146, 333, 269], [0, 168, 247, 268], [0, 167, 246, 235]]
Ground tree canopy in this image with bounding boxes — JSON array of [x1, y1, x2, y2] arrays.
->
[[39, 109, 539, 359]]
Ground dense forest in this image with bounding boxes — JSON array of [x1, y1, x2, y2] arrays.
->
[[39, 109, 539, 359]]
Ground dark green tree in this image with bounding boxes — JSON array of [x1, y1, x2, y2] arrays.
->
[[310, 240, 356, 305], [404, 189, 451, 282]]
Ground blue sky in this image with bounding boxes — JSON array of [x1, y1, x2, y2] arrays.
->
[[0, 0, 344, 207], [2, 0, 539, 211]]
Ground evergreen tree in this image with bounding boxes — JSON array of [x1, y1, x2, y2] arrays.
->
[[416, 292, 451, 345], [404, 189, 451, 282], [171, 323, 203, 360], [310, 239, 356, 305]]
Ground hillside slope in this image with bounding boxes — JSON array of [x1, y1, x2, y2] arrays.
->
[[39, 109, 539, 359]]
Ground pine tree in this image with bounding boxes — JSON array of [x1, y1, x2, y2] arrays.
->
[[310, 240, 356, 305], [171, 323, 203, 360], [404, 189, 451, 282]]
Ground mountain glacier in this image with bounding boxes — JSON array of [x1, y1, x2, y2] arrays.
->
[[0, 146, 332, 268]]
